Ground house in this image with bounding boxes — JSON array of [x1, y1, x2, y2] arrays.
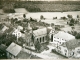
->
[[0, 24, 9, 33], [5, 27, 14, 34], [2, 26, 9, 32], [17, 26, 23, 31], [50, 31, 75, 47], [55, 39, 80, 58], [12, 29, 22, 38], [32, 27, 54, 44], [6, 42, 32, 59]]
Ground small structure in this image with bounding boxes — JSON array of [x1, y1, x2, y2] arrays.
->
[[55, 39, 80, 58], [6, 42, 31, 59], [0, 24, 9, 33], [17, 26, 23, 31], [50, 31, 75, 47]]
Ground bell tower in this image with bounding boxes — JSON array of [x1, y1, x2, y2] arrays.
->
[[27, 22, 32, 33]]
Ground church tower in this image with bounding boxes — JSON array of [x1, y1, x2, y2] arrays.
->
[[27, 22, 32, 33]]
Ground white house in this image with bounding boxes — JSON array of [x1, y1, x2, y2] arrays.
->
[[12, 29, 22, 38], [17, 26, 23, 31], [55, 39, 80, 58], [1, 26, 9, 32], [50, 31, 75, 47]]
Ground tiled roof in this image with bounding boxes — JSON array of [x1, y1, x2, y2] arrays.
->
[[6, 42, 22, 56], [17, 51, 31, 59], [65, 39, 80, 49], [33, 28, 47, 37], [54, 31, 75, 41], [0, 24, 4, 30], [47, 27, 53, 34], [5, 28, 14, 33]]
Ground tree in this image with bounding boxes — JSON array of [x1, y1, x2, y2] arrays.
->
[[69, 18, 75, 26], [77, 15, 79, 18], [40, 15, 44, 20], [34, 40, 41, 53], [75, 33, 80, 39], [67, 15, 72, 18], [23, 14, 26, 18], [18, 37, 26, 46], [71, 26, 75, 31], [61, 16, 67, 20], [0, 33, 16, 46]]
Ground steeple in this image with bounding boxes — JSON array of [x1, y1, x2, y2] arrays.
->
[[27, 22, 32, 33]]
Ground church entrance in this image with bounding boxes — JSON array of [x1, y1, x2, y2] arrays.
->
[[51, 34, 53, 42]]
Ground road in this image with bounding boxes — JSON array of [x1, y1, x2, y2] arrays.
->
[[23, 44, 67, 59]]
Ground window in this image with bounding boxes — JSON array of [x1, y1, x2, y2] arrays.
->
[[51, 34, 53, 42], [58, 38, 59, 39], [58, 47, 61, 50], [60, 42, 61, 44], [43, 37, 44, 42], [37, 38, 38, 41], [64, 49, 67, 52], [77, 50, 80, 54], [40, 38, 41, 43]]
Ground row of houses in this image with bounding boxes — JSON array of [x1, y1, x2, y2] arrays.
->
[[6, 42, 35, 59], [0, 20, 80, 58], [3, 29, 80, 59]]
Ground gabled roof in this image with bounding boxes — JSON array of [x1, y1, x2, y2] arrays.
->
[[5, 27, 14, 33], [0, 24, 4, 30], [33, 28, 47, 37], [54, 31, 75, 41], [62, 39, 80, 50], [17, 51, 31, 59], [6, 42, 22, 56], [47, 27, 53, 34]]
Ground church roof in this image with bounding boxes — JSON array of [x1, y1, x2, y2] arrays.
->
[[33, 28, 47, 37]]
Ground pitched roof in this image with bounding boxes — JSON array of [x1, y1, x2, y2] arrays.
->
[[47, 27, 53, 34], [54, 31, 75, 41], [17, 51, 31, 59], [6, 42, 22, 56], [63, 39, 80, 50], [5, 28, 14, 33], [33, 28, 47, 37], [0, 24, 4, 30]]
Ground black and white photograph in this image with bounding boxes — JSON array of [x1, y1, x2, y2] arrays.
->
[[0, 0, 80, 59]]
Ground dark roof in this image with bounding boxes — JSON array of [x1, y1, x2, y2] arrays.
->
[[0, 24, 4, 30], [5, 28, 14, 33], [17, 51, 41, 59], [63, 39, 80, 50], [0, 44, 7, 52], [17, 51, 31, 59]]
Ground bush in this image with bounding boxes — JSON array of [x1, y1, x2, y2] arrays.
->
[[26, 7, 41, 12], [32, 27, 38, 30], [75, 33, 80, 39], [3, 8, 15, 13]]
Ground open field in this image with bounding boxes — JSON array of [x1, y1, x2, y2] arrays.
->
[[1, 1, 80, 12]]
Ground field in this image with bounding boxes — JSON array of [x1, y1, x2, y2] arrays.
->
[[1, 1, 80, 12]]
